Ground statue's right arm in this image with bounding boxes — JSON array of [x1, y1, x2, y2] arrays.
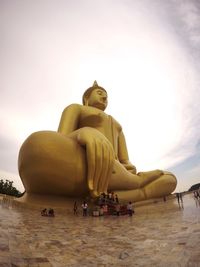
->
[[118, 131, 137, 174], [67, 127, 115, 197], [76, 127, 115, 197], [58, 104, 81, 135], [58, 104, 115, 197]]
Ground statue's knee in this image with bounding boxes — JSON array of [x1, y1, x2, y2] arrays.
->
[[163, 172, 177, 187], [144, 173, 177, 198], [18, 130, 87, 196]]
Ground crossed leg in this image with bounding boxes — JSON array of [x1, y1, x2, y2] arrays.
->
[[109, 160, 177, 202]]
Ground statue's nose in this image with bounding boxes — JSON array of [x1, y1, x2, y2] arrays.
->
[[102, 96, 107, 101]]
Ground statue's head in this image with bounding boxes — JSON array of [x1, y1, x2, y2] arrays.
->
[[82, 81, 108, 111]]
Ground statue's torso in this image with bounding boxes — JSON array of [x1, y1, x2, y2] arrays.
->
[[79, 105, 121, 154]]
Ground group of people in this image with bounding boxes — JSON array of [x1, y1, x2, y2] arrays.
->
[[73, 192, 134, 217], [97, 200, 134, 217], [98, 192, 134, 216], [40, 189, 200, 218], [176, 189, 200, 208], [41, 208, 55, 217], [98, 192, 119, 205]]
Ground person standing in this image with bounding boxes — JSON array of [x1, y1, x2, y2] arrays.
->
[[81, 201, 88, 216], [111, 192, 115, 202], [73, 201, 78, 215], [176, 193, 180, 204], [179, 193, 183, 203], [116, 203, 120, 216], [108, 192, 112, 203], [115, 194, 119, 203], [127, 201, 134, 216], [41, 208, 47, 216], [48, 208, 55, 217]]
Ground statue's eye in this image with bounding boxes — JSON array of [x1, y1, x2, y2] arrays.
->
[[97, 90, 102, 95]]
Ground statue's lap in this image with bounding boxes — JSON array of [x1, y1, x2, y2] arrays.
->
[[18, 131, 177, 202]]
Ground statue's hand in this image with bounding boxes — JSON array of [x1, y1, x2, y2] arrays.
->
[[121, 160, 137, 174], [77, 127, 115, 197]]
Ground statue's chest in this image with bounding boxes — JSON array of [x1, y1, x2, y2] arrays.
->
[[79, 108, 113, 140], [79, 109, 108, 128]]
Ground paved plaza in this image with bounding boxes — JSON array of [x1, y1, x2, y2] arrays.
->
[[0, 193, 200, 267]]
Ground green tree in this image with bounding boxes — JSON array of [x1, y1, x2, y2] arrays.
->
[[0, 179, 23, 197]]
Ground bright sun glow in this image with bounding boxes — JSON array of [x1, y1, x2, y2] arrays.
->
[[75, 30, 191, 172]]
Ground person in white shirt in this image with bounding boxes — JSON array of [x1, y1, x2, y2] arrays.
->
[[127, 201, 134, 216], [81, 201, 88, 216]]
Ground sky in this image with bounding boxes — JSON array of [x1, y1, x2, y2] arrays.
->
[[0, 0, 200, 193]]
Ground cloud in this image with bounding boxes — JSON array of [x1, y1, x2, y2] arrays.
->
[[175, 0, 200, 48], [0, 133, 19, 173], [175, 164, 200, 192]]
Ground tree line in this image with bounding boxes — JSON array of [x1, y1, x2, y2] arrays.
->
[[0, 179, 23, 197], [188, 183, 200, 192]]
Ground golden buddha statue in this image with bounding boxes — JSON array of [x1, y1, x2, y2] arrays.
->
[[18, 81, 177, 203]]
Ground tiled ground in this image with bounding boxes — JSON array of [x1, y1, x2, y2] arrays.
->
[[0, 193, 200, 267]]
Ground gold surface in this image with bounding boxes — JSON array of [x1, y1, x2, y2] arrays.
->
[[18, 81, 177, 203]]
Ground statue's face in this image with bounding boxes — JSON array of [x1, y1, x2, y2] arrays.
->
[[87, 88, 108, 111]]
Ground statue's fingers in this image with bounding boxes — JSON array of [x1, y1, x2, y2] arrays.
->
[[86, 141, 95, 191], [102, 143, 114, 193], [101, 143, 112, 195], [93, 140, 103, 194], [97, 143, 109, 194]]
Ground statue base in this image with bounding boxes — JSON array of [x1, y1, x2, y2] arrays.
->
[[15, 193, 93, 211]]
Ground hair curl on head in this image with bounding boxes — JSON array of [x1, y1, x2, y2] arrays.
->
[[82, 81, 107, 105]]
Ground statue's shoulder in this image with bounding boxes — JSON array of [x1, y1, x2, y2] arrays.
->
[[62, 103, 83, 112], [109, 115, 122, 131]]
